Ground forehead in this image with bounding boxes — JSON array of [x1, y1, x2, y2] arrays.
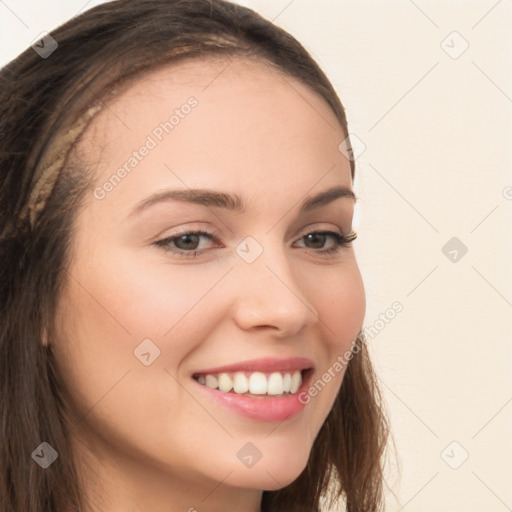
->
[[84, 55, 344, 141], [75, 56, 351, 217]]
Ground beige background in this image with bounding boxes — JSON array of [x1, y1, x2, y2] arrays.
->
[[1, 0, 511, 510]]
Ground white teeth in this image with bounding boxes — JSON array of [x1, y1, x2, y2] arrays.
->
[[233, 372, 249, 393], [205, 374, 218, 389], [290, 371, 301, 393], [248, 372, 267, 394], [267, 372, 284, 395], [218, 373, 233, 392], [196, 370, 304, 396], [283, 373, 291, 392]]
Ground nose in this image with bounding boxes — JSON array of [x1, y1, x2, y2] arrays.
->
[[228, 238, 319, 337]]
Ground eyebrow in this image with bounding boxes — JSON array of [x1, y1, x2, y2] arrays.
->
[[128, 185, 356, 218]]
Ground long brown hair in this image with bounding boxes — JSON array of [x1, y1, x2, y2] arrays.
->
[[0, 1, 391, 510]]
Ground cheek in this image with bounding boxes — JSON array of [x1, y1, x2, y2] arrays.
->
[[300, 259, 365, 410], [308, 257, 366, 348], [65, 244, 228, 346], [52, 246, 234, 413], [52, 251, 225, 465]]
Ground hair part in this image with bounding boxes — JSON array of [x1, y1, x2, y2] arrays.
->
[[0, 1, 389, 511]]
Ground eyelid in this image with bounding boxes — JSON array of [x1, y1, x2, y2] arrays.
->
[[154, 224, 221, 243], [160, 223, 348, 244], [153, 223, 355, 260]]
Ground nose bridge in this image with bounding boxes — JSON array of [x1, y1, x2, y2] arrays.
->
[[229, 234, 318, 332]]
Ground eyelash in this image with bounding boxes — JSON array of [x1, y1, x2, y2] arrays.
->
[[154, 228, 357, 259]]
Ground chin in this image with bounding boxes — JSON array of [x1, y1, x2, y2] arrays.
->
[[217, 442, 312, 491], [226, 468, 306, 492]]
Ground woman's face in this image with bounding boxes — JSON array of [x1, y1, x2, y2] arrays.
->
[[54, 57, 365, 510]]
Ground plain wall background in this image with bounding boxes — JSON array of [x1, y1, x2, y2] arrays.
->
[[1, 1, 511, 510]]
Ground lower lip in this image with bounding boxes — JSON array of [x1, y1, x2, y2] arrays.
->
[[193, 371, 313, 422]]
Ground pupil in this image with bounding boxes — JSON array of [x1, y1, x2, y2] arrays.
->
[[306, 233, 325, 248], [177, 234, 199, 249]]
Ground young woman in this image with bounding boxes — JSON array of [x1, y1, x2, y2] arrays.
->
[[0, 1, 390, 511]]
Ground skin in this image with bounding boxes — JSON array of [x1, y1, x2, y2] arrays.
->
[[52, 57, 366, 512]]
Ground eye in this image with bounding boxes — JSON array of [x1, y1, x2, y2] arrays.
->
[[294, 230, 357, 255], [154, 229, 218, 258], [153, 228, 357, 258]]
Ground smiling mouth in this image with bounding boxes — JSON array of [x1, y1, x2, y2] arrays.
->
[[192, 369, 311, 397]]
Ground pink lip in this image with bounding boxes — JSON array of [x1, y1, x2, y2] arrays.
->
[[192, 359, 314, 422], [192, 357, 314, 375]]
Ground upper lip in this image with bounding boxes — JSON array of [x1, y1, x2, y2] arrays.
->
[[192, 357, 314, 375]]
